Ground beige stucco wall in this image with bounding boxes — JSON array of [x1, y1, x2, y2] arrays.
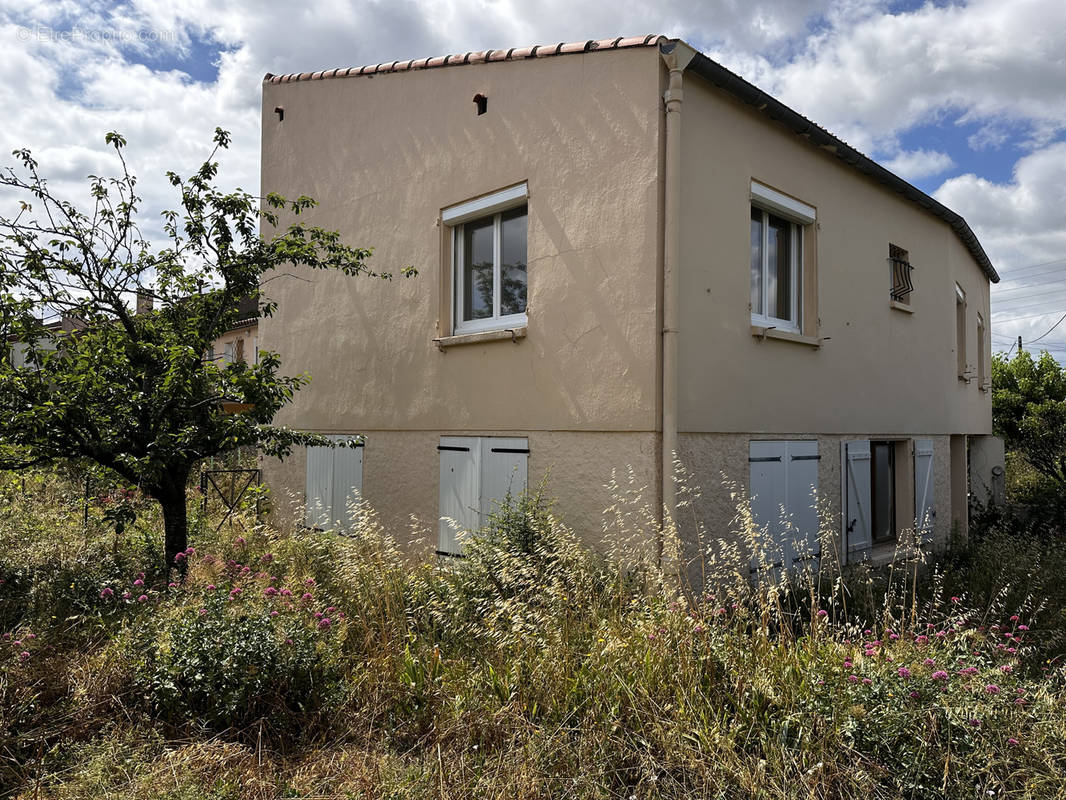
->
[[676, 76, 993, 436], [259, 47, 663, 436], [261, 430, 659, 554]]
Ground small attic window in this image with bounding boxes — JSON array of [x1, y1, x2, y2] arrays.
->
[[473, 93, 487, 115], [889, 243, 913, 305]]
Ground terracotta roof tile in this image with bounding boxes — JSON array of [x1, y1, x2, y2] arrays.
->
[[263, 35, 663, 84]]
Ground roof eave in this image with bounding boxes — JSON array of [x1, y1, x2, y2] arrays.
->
[[681, 47, 999, 283]]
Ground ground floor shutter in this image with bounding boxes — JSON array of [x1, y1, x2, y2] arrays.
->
[[438, 437, 480, 555], [914, 438, 935, 539], [749, 440, 819, 576], [786, 440, 820, 567], [843, 440, 873, 559], [331, 436, 364, 533], [480, 438, 529, 527], [438, 436, 529, 555], [305, 435, 363, 532], [305, 443, 334, 529]]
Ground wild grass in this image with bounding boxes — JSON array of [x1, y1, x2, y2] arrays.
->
[[1, 467, 1065, 799]]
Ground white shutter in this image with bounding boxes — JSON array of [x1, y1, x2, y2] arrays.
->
[[305, 443, 334, 529], [843, 440, 873, 560], [914, 438, 935, 540], [480, 438, 529, 526], [786, 440, 820, 569], [749, 441, 787, 575], [331, 435, 364, 533], [438, 437, 480, 555]]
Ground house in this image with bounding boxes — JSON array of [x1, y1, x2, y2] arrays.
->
[[257, 35, 1001, 572], [206, 295, 259, 366]]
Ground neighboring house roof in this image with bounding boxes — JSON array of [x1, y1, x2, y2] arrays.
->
[[264, 35, 998, 284]]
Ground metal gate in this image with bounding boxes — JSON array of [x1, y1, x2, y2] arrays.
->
[[200, 468, 261, 532]]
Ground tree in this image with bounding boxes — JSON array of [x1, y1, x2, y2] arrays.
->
[[991, 349, 1066, 484], [0, 129, 411, 568]]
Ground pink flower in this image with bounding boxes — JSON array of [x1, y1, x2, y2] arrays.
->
[[923, 658, 936, 667], [198, 608, 207, 615], [12, 640, 21, 647], [915, 635, 928, 645], [1017, 625, 1029, 631], [168, 582, 178, 589], [1009, 615, 1020, 622], [1000, 664, 1012, 673], [897, 667, 911, 679], [185, 547, 195, 556], [301, 592, 313, 603], [847, 674, 859, 683], [174, 552, 186, 563], [908, 691, 920, 699], [270, 610, 279, 617], [1014, 698, 1026, 706], [693, 625, 705, 634], [951, 596, 961, 604], [969, 719, 981, 727], [843, 659, 853, 669], [19, 651, 30, 661], [959, 667, 978, 676], [207, 584, 217, 591], [862, 678, 872, 685], [816, 609, 828, 618], [931, 671, 949, 681], [647, 633, 657, 641], [889, 633, 900, 640], [280, 589, 292, 597], [985, 684, 1001, 695], [25, 633, 35, 640], [137, 595, 148, 603], [314, 612, 323, 620], [318, 617, 332, 630], [262, 553, 274, 563], [121, 592, 131, 600], [240, 567, 251, 576], [229, 588, 242, 598], [1008, 738, 1020, 746], [234, 537, 246, 547], [99, 587, 114, 599], [264, 587, 279, 598], [305, 578, 316, 587], [133, 579, 144, 587]]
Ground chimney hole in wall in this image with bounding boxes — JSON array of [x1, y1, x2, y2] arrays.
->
[[473, 93, 487, 115], [274, 106, 284, 121]]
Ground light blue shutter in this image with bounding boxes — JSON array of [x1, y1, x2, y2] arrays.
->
[[480, 438, 529, 526], [439, 437, 480, 555], [914, 438, 935, 540], [786, 440, 820, 569], [749, 440, 787, 575], [331, 435, 364, 533], [305, 443, 333, 529], [843, 440, 873, 560]]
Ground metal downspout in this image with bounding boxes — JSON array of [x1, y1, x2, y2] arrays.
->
[[659, 41, 695, 563]]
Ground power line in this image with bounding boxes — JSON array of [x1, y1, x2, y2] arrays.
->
[[997, 256, 1066, 277], [991, 309, 1066, 324]]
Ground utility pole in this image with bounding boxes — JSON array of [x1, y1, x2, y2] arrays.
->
[[1018, 335, 1024, 354]]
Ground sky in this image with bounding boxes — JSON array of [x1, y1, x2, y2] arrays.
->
[[1, 0, 1064, 356]]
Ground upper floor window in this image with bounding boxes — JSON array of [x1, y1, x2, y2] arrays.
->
[[749, 181, 815, 334], [443, 183, 528, 335], [955, 283, 967, 379], [889, 243, 914, 305]]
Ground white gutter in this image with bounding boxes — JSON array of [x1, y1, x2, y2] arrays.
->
[[659, 40, 695, 561]]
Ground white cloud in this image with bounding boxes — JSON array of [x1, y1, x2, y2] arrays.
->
[[882, 148, 955, 181]]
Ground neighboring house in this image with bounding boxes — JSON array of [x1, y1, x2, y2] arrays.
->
[[258, 35, 1001, 573], [206, 295, 259, 366], [6, 314, 85, 368]]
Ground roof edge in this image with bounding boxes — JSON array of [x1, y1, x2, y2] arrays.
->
[[262, 34, 664, 85], [680, 45, 998, 283]]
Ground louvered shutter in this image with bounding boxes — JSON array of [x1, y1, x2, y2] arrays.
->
[[331, 435, 364, 533], [914, 438, 935, 540], [305, 443, 334, 529], [749, 441, 787, 575], [786, 440, 820, 569], [438, 437, 480, 555], [480, 438, 529, 526], [843, 440, 873, 560]]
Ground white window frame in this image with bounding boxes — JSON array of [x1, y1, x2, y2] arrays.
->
[[750, 181, 814, 335], [444, 183, 528, 335]]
